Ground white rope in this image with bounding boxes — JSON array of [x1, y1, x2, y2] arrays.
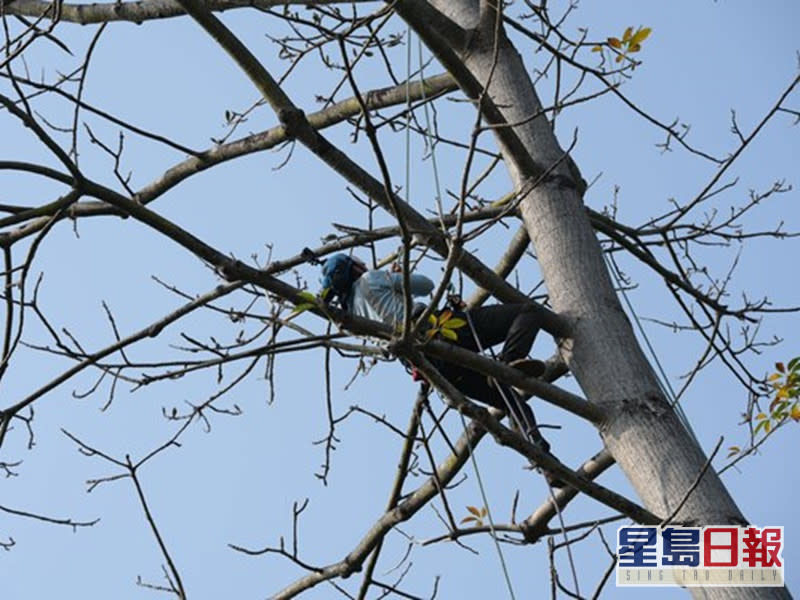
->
[[462, 311, 581, 597], [458, 411, 518, 600], [404, 28, 412, 206], [416, 37, 444, 215], [604, 252, 700, 444], [408, 31, 517, 600], [414, 27, 582, 593]]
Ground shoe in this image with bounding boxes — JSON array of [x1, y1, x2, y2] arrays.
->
[[507, 358, 545, 395], [508, 358, 546, 378], [486, 358, 546, 392]]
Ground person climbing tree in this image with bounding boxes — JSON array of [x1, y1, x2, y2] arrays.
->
[[319, 253, 562, 486]]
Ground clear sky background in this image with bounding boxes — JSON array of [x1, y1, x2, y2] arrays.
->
[[0, 1, 798, 599]]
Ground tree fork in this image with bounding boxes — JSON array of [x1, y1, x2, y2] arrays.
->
[[394, 3, 790, 598]]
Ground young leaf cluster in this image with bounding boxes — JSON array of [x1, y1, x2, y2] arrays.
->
[[592, 25, 652, 63]]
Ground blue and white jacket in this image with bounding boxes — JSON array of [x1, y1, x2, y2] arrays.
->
[[345, 270, 434, 326]]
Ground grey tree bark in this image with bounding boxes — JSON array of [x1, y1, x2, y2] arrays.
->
[[397, 2, 791, 599], [0, 0, 791, 597]]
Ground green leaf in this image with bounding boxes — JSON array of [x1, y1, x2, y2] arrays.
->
[[769, 398, 789, 413], [297, 290, 316, 303], [291, 302, 315, 316], [622, 26, 633, 43], [754, 419, 768, 434], [442, 318, 467, 329], [630, 27, 652, 46], [439, 328, 458, 341], [788, 356, 800, 372]]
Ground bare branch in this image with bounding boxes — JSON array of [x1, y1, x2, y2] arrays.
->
[[3, 0, 374, 25]]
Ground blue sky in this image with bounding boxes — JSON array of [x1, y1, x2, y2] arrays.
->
[[0, 1, 798, 599]]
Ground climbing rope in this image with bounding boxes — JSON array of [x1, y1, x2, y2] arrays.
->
[[604, 252, 701, 445], [462, 310, 581, 597], [404, 27, 412, 207], [409, 30, 518, 600], [409, 33, 581, 597], [416, 37, 444, 216], [458, 409, 518, 600]]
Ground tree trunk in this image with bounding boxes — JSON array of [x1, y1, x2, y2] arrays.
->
[[402, 2, 791, 598]]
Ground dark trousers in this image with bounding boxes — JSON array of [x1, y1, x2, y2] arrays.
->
[[431, 304, 546, 442]]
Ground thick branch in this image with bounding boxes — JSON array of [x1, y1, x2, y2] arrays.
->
[[2, 0, 372, 25], [521, 448, 615, 542], [410, 352, 659, 524], [0, 73, 457, 245], [171, 0, 571, 335]]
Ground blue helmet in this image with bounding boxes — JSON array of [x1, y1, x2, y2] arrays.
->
[[320, 253, 357, 304]]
